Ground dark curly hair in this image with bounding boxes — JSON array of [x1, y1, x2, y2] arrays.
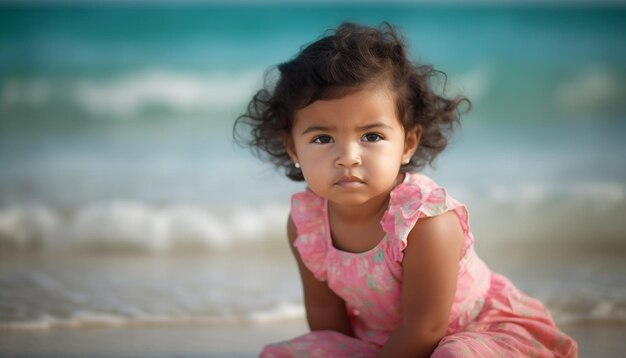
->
[[234, 22, 470, 181]]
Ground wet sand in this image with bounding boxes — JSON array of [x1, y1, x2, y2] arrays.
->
[[0, 321, 308, 358], [0, 320, 623, 357]]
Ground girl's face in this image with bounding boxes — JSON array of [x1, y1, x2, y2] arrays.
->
[[287, 86, 419, 207]]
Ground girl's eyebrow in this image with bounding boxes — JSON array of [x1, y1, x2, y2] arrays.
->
[[300, 125, 336, 135], [300, 121, 392, 135], [357, 122, 393, 131]]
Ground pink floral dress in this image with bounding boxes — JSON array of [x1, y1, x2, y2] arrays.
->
[[261, 173, 577, 357]]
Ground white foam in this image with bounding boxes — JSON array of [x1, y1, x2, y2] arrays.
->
[[0, 311, 240, 331], [0, 180, 624, 253], [67, 201, 289, 252], [75, 68, 262, 117], [550, 297, 626, 325], [0, 204, 58, 250], [555, 65, 625, 112], [2, 294, 624, 331], [482, 181, 626, 207], [0, 200, 290, 254], [68, 200, 171, 252], [490, 183, 549, 206], [0, 68, 264, 117], [449, 65, 493, 102], [246, 301, 305, 324], [225, 203, 287, 244], [0, 302, 306, 331], [161, 204, 230, 250]]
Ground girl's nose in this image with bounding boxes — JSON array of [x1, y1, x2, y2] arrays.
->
[[335, 142, 362, 167]]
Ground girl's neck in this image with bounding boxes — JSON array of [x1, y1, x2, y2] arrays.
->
[[327, 172, 404, 225], [328, 191, 391, 225], [326, 173, 404, 253]]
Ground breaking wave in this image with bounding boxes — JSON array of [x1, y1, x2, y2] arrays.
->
[[0, 180, 624, 254]]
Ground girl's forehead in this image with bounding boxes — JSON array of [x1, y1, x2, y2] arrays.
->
[[293, 86, 398, 124], [295, 86, 396, 119]]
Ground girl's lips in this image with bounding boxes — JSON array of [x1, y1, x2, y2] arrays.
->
[[335, 176, 365, 188], [337, 175, 363, 183]]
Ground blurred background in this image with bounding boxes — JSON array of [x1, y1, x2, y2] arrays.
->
[[0, 0, 625, 356]]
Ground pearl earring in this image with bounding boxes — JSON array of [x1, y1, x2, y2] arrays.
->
[[294, 162, 301, 169], [402, 159, 410, 165]]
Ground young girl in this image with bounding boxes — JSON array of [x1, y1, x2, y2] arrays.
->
[[235, 22, 577, 357]]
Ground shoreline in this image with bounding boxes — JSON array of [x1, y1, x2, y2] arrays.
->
[[0, 321, 308, 358], [0, 320, 623, 357]]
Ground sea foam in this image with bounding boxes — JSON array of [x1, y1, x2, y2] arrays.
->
[[1, 69, 263, 118], [0, 201, 289, 254], [1, 180, 625, 254]]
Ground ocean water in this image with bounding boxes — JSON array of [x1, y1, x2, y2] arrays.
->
[[1, 3, 626, 338]]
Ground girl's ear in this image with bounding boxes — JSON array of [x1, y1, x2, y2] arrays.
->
[[403, 126, 421, 162], [282, 132, 299, 163]]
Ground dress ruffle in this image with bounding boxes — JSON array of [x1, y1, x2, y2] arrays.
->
[[292, 190, 329, 281], [380, 174, 472, 263]]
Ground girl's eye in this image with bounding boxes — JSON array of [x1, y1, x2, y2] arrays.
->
[[362, 133, 383, 142], [312, 135, 333, 144]]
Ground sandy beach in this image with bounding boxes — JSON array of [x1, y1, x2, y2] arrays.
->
[[1, 241, 625, 357], [0, 321, 307, 358], [0, 320, 624, 357]]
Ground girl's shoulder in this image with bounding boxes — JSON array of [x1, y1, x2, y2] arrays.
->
[[382, 172, 471, 257]]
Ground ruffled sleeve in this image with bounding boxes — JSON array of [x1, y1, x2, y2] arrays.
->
[[291, 190, 329, 281], [380, 174, 472, 263]]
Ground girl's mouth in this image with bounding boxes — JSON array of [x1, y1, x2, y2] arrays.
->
[[336, 176, 365, 188]]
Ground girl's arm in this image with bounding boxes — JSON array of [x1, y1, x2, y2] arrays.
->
[[377, 211, 464, 358], [287, 215, 353, 336]]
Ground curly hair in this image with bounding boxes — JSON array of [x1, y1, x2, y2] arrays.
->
[[234, 22, 470, 181]]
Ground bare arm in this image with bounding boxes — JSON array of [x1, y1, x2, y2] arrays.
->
[[377, 211, 464, 358], [287, 214, 352, 335]]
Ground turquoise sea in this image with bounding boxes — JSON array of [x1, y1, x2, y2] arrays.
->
[[0, 3, 625, 356]]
